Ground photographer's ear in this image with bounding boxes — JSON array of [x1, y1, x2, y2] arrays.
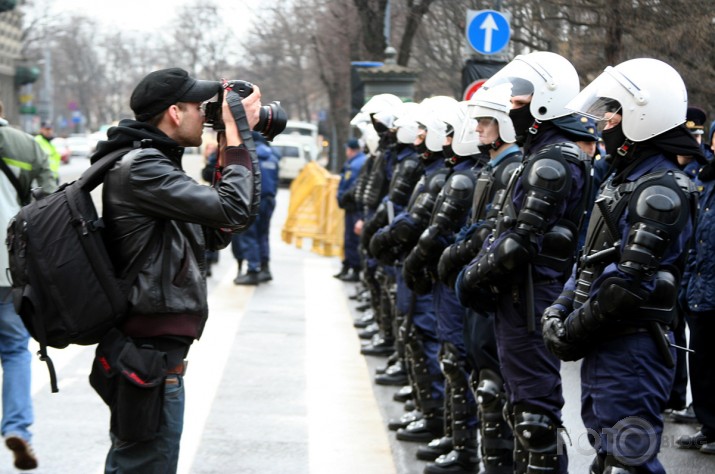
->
[[167, 104, 183, 125]]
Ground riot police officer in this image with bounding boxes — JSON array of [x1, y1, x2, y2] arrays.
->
[[400, 96, 487, 473], [456, 51, 596, 474], [542, 58, 703, 474], [438, 83, 522, 474]]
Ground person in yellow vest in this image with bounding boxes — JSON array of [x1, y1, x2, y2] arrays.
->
[[34, 122, 61, 183]]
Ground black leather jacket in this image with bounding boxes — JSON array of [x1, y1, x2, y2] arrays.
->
[[95, 119, 259, 340]]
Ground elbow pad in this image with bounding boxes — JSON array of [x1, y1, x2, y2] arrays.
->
[[619, 175, 690, 279], [403, 226, 445, 293], [388, 156, 424, 207], [361, 204, 388, 248], [515, 146, 572, 235], [430, 173, 475, 233]]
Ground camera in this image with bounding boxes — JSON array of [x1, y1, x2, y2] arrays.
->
[[204, 80, 287, 141]]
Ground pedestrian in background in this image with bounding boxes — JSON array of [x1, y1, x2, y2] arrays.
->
[[675, 141, 715, 455], [33, 121, 61, 183], [0, 99, 57, 470], [234, 131, 280, 285], [335, 138, 367, 282]]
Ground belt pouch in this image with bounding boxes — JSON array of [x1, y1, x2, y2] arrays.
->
[[112, 340, 167, 442]]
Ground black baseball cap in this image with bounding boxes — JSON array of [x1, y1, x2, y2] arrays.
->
[[130, 67, 221, 121]]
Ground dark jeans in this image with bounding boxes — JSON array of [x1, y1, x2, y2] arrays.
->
[[686, 312, 715, 439], [105, 375, 185, 474]]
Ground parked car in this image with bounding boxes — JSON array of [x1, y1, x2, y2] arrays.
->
[[271, 141, 312, 184], [51, 137, 71, 164], [65, 133, 93, 158], [273, 120, 321, 161]]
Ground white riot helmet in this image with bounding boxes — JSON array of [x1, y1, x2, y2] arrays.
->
[[466, 82, 516, 143], [361, 93, 402, 115], [565, 58, 687, 142], [393, 102, 421, 145], [350, 111, 371, 128], [483, 51, 580, 120], [416, 96, 459, 152], [450, 102, 482, 157], [362, 124, 380, 155], [351, 112, 380, 155], [361, 93, 403, 131]]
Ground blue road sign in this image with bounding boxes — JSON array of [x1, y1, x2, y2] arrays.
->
[[466, 9, 510, 55]]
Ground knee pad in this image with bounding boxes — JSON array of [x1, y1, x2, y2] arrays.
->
[[513, 407, 558, 453]]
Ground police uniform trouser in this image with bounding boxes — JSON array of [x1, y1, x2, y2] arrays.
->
[[581, 332, 674, 474]]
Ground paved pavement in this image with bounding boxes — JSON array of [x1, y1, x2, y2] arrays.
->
[[0, 153, 713, 473]]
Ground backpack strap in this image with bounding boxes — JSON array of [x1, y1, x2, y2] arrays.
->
[[78, 146, 138, 191]]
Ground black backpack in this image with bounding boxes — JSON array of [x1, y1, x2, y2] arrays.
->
[[6, 146, 154, 393]]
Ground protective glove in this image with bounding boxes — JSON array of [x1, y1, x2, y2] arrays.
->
[[541, 305, 588, 361]]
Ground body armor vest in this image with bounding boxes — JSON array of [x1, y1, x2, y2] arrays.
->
[[496, 143, 592, 275], [469, 152, 522, 226], [574, 169, 697, 307]]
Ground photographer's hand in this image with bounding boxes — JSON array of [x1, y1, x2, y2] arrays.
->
[[241, 84, 262, 129]]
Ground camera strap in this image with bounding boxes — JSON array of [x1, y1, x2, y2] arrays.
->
[[225, 89, 256, 154]]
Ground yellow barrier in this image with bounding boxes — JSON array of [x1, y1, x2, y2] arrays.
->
[[281, 162, 345, 257]]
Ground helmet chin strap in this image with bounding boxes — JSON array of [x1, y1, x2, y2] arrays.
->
[[490, 137, 505, 150], [617, 139, 635, 157]]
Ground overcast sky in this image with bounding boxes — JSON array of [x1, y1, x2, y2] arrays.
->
[[44, 0, 259, 33]]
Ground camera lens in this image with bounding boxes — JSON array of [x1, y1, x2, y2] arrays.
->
[[256, 101, 287, 141]]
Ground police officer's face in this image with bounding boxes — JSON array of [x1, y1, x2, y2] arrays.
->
[[510, 94, 532, 110], [601, 112, 621, 131], [476, 117, 498, 144]]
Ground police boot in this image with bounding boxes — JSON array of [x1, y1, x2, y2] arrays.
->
[[257, 261, 272, 282], [353, 310, 375, 329], [376, 351, 400, 375], [416, 436, 454, 462], [602, 455, 638, 474], [417, 389, 454, 461], [395, 414, 444, 442], [339, 267, 360, 282], [234, 270, 260, 286], [423, 438, 479, 474], [358, 322, 379, 339], [388, 409, 423, 431], [393, 385, 413, 403], [375, 359, 408, 386], [333, 263, 348, 279], [360, 335, 395, 356]]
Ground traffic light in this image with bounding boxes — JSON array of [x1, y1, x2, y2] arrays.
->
[[0, 0, 17, 13], [15, 66, 40, 86]]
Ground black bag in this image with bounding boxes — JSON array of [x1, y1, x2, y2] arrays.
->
[[89, 328, 167, 442], [6, 146, 154, 393]]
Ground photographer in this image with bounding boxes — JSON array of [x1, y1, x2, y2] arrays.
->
[[89, 67, 262, 473]]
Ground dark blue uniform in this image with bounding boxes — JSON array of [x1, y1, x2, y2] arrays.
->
[[235, 136, 280, 273], [555, 154, 695, 473], [337, 150, 367, 271], [456, 134, 592, 474]]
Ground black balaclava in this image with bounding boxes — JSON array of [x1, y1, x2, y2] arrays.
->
[[509, 105, 534, 146], [602, 121, 628, 160], [415, 141, 428, 155]]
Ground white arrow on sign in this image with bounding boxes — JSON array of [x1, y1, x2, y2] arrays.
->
[[479, 13, 499, 53]]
